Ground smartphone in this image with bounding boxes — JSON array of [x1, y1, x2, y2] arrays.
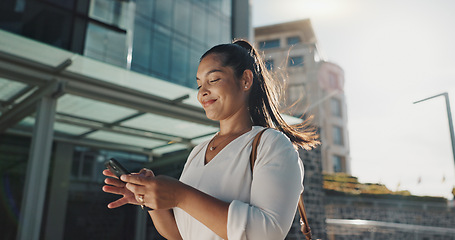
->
[[105, 158, 130, 179]]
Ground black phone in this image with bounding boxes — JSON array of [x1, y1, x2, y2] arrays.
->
[[105, 158, 130, 179]]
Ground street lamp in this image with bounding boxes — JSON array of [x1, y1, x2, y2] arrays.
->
[[413, 92, 455, 168]]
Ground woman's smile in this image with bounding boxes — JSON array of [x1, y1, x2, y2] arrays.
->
[[202, 99, 217, 108]]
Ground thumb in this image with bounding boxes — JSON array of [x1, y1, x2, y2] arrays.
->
[[139, 168, 155, 177], [121, 174, 146, 185]]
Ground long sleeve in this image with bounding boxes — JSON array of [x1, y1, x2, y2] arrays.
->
[[226, 130, 304, 240]]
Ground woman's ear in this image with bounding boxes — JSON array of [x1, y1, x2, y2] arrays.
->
[[242, 69, 253, 91]]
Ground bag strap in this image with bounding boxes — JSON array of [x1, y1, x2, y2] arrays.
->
[[250, 128, 312, 240], [249, 129, 267, 172]]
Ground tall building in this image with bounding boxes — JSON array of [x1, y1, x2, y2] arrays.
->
[[0, 1, 251, 240], [0, 0, 251, 89], [255, 19, 351, 174]]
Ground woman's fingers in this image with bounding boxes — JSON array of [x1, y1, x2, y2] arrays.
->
[[104, 177, 125, 187], [120, 174, 147, 185], [125, 182, 147, 195], [139, 168, 155, 177], [107, 197, 130, 209], [102, 168, 158, 209], [102, 184, 126, 195], [103, 169, 118, 178]]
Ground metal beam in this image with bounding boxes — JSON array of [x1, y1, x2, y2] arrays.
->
[[64, 80, 217, 127], [0, 51, 53, 86], [0, 50, 217, 127], [55, 113, 190, 144], [0, 80, 62, 133], [44, 142, 74, 240], [6, 128, 156, 157], [414, 92, 455, 171], [17, 96, 57, 240]]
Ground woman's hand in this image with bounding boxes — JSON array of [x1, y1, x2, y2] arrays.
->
[[102, 168, 154, 208], [120, 173, 187, 210]]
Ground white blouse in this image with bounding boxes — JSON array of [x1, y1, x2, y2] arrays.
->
[[173, 126, 304, 240]]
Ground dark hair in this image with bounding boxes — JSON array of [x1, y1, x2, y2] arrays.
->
[[200, 39, 319, 150]]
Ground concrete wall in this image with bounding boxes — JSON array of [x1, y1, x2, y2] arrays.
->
[[325, 193, 455, 240]]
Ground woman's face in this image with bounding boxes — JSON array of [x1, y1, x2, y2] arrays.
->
[[196, 54, 249, 121]]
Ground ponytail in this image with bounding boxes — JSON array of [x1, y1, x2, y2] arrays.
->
[[201, 40, 319, 150]]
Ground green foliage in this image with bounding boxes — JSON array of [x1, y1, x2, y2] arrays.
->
[[323, 173, 444, 201]]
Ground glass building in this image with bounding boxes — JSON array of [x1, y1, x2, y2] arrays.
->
[[0, 0, 245, 89], [0, 0, 254, 239]]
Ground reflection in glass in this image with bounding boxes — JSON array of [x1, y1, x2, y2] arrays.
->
[[191, 5, 206, 45], [155, 0, 173, 27], [171, 38, 189, 85], [89, 0, 129, 29], [173, 0, 191, 36], [132, 17, 152, 74], [84, 23, 128, 68], [207, 12, 222, 47], [151, 25, 171, 77], [136, 0, 155, 18]]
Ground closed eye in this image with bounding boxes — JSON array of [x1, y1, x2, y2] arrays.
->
[[209, 78, 221, 84]]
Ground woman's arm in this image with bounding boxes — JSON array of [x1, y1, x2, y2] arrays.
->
[[121, 174, 230, 239], [226, 131, 303, 240], [148, 209, 182, 240]]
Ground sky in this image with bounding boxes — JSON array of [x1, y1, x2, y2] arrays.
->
[[252, 0, 455, 199]]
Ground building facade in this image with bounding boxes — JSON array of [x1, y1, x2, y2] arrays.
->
[[255, 19, 351, 174], [0, 0, 250, 89]]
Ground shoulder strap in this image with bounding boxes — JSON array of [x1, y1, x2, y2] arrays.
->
[[249, 128, 267, 172], [250, 128, 313, 240]]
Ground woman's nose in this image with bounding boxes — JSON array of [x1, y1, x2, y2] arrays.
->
[[198, 84, 209, 96]]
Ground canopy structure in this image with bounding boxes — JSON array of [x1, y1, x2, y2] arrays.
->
[[0, 30, 222, 158], [0, 29, 302, 158]]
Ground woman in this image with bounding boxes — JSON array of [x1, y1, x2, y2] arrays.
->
[[102, 40, 319, 239]]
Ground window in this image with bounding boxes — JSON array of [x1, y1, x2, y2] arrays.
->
[[173, 0, 190, 36], [331, 98, 342, 117], [207, 12, 222, 47], [84, 22, 128, 68], [287, 36, 300, 45], [191, 4, 206, 44], [333, 126, 343, 145], [171, 38, 189, 85], [288, 56, 304, 67], [288, 83, 305, 106], [155, 0, 173, 27], [151, 25, 171, 77], [333, 155, 345, 173], [259, 39, 280, 49], [264, 59, 274, 70], [131, 17, 152, 73], [89, 0, 129, 29], [71, 151, 97, 180]]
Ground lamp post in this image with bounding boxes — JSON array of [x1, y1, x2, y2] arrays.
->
[[413, 92, 455, 168]]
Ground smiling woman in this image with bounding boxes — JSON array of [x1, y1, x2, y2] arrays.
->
[[103, 40, 319, 240]]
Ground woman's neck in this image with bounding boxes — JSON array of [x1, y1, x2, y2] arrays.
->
[[218, 108, 252, 136]]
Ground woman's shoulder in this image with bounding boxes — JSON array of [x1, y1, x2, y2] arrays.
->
[[256, 126, 293, 147]]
